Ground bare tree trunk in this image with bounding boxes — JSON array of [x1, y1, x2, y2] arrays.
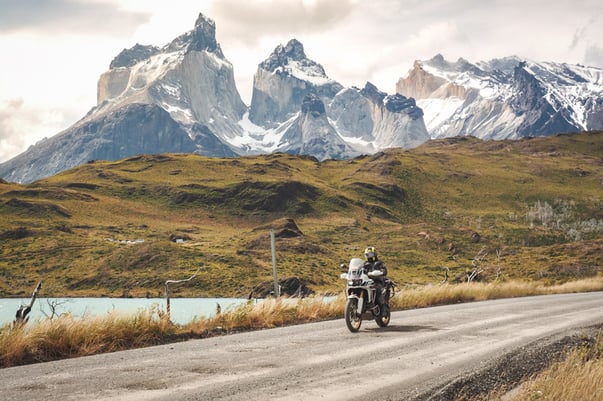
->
[[14, 281, 42, 327]]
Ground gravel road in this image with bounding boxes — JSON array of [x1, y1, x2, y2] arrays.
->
[[2, 292, 602, 401]]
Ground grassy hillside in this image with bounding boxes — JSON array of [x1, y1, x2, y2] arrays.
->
[[0, 132, 601, 298]]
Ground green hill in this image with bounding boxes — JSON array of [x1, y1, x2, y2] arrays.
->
[[1, 132, 601, 298]]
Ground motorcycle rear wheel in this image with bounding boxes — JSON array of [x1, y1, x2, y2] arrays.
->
[[375, 305, 390, 327], [345, 299, 362, 332]]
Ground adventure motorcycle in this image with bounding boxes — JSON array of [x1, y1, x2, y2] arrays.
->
[[340, 258, 395, 332]]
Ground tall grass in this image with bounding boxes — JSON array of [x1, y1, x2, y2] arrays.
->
[[391, 277, 603, 310], [183, 296, 345, 333], [2, 278, 603, 368], [0, 307, 174, 367]]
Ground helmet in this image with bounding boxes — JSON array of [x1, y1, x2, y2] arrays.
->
[[364, 246, 378, 262]]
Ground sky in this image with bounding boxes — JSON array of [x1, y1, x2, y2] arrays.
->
[[1, 0, 602, 163]]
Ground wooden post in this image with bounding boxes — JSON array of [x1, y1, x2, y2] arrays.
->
[[270, 230, 280, 297], [165, 267, 202, 322]]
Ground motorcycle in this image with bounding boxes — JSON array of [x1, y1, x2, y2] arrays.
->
[[340, 258, 395, 332]]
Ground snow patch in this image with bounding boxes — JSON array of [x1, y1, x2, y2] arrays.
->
[[274, 59, 334, 86], [418, 98, 464, 133], [233, 112, 290, 153]]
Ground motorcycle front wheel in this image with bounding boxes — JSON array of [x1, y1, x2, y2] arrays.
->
[[345, 298, 362, 332], [375, 304, 391, 327]]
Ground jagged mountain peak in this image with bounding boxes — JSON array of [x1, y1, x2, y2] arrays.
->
[[108, 14, 223, 71], [249, 38, 343, 128], [259, 38, 329, 83], [422, 54, 488, 78], [7, 11, 600, 184], [260, 39, 307, 70], [164, 13, 224, 56], [360, 82, 386, 104]]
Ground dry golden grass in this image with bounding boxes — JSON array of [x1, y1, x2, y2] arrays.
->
[[2, 278, 603, 368], [485, 333, 603, 401], [0, 307, 174, 367], [183, 295, 345, 332], [391, 277, 603, 310]]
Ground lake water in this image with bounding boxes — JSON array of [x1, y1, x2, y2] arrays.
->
[[0, 297, 253, 326]]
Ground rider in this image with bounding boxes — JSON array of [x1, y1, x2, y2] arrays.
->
[[363, 246, 388, 306]]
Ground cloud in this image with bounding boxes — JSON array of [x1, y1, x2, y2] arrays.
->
[[0, 98, 69, 163], [584, 45, 603, 68], [208, 0, 356, 46], [0, 0, 150, 36]]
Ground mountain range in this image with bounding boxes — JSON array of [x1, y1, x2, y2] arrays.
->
[[1, 13, 602, 183]]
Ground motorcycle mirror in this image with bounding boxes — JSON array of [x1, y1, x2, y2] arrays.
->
[[340, 263, 348, 271]]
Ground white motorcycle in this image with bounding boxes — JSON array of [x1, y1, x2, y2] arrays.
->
[[340, 258, 395, 332]]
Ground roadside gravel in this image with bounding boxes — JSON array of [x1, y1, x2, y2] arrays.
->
[[412, 324, 603, 401]]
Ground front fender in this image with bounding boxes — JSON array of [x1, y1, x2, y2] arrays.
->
[[347, 293, 364, 313]]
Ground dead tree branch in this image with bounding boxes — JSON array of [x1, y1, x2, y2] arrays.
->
[[467, 247, 488, 283], [42, 298, 70, 320]]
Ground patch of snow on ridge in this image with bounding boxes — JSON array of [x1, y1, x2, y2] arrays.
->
[[418, 97, 464, 134], [527, 61, 603, 130], [204, 49, 233, 70], [235, 112, 288, 153], [163, 104, 194, 124], [421, 63, 505, 99], [129, 51, 184, 89], [274, 60, 333, 86]]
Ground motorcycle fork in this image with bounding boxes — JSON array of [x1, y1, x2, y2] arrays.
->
[[356, 292, 364, 314]]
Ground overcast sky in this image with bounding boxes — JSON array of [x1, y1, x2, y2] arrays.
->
[[1, 0, 602, 163]]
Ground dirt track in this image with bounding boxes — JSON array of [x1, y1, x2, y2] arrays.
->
[[2, 292, 602, 401]]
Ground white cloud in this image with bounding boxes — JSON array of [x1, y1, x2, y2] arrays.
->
[[0, 98, 68, 163]]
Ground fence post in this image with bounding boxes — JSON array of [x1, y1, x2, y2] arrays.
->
[[165, 267, 202, 322], [270, 230, 280, 297]]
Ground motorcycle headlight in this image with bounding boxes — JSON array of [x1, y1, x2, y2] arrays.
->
[[348, 280, 354, 286]]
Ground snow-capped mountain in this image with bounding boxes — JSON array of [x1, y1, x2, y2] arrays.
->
[[236, 39, 429, 157], [0, 14, 429, 183], [1, 13, 601, 184], [397, 54, 603, 139], [0, 14, 243, 183], [95, 14, 246, 144]]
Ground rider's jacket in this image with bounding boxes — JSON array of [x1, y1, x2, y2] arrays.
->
[[364, 260, 387, 277]]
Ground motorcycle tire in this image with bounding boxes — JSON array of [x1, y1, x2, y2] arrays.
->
[[345, 298, 362, 332], [375, 304, 390, 327]]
